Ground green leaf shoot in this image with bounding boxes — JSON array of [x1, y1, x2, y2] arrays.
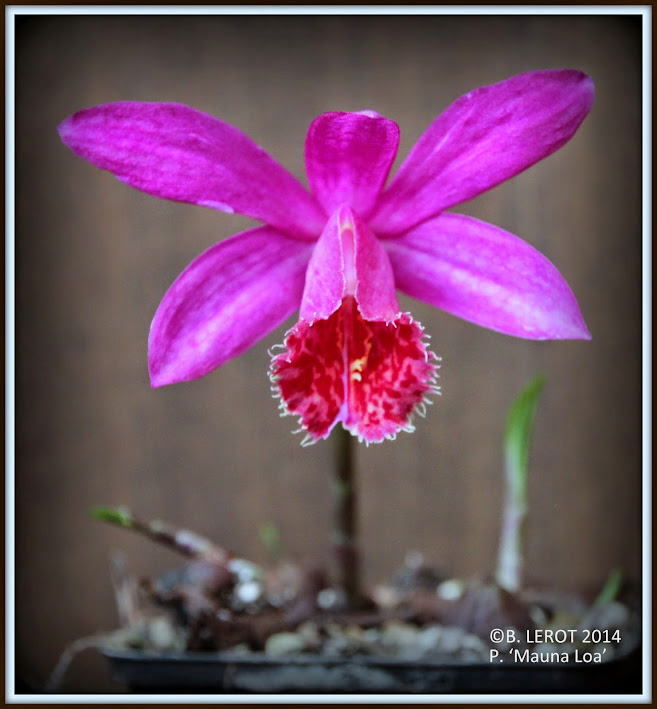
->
[[496, 374, 546, 592], [89, 505, 133, 528], [259, 520, 284, 560], [593, 567, 623, 607], [504, 373, 547, 509]]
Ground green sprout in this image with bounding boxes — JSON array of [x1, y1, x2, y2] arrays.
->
[[259, 520, 284, 562], [495, 374, 546, 593], [593, 567, 623, 607], [89, 505, 133, 528]]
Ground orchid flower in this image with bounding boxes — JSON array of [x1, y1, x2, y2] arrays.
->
[[58, 69, 593, 445]]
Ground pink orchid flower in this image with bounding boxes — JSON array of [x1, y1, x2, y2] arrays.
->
[[58, 69, 593, 445]]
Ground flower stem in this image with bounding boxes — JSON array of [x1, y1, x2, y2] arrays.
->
[[332, 424, 362, 609]]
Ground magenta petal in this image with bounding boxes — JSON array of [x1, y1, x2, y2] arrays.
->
[[149, 226, 313, 386], [58, 102, 325, 239], [385, 213, 591, 340], [352, 209, 400, 322], [370, 70, 595, 235], [298, 210, 345, 322], [299, 205, 399, 322], [305, 111, 399, 218]]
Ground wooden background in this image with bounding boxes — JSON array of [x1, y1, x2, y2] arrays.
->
[[14, 14, 643, 693]]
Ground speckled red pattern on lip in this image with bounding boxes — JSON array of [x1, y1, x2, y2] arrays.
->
[[271, 297, 439, 445]]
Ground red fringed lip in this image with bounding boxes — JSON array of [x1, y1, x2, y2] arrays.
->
[[270, 297, 440, 445]]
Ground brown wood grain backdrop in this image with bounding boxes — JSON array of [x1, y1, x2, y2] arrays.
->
[[14, 14, 643, 692]]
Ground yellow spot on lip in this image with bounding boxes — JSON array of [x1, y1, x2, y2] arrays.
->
[[349, 356, 366, 382]]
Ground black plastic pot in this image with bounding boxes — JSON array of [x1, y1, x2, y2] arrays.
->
[[103, 645, 642, 695]]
